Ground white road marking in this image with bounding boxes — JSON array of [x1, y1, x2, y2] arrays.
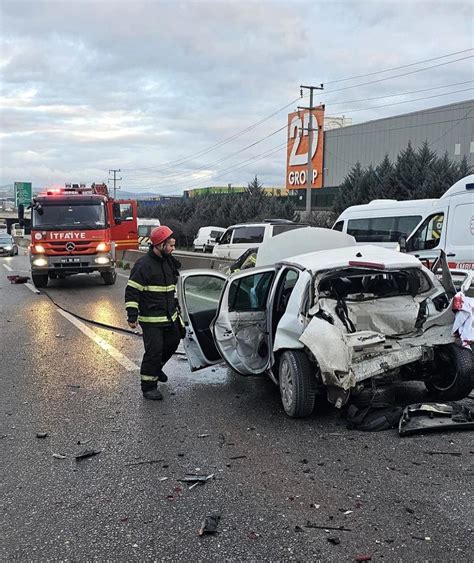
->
[[3, 264, 13, 271], [25, 283, 41, 294], [57, 309, 139, 372], [117, 272, 129, 278]]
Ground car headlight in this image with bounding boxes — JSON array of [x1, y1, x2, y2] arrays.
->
[[33, 257, 48, 267], [95, 256, 110, 264], [96, 242, 109, 252], [33, 244, 45, 253], [4, 245, 12, 250]]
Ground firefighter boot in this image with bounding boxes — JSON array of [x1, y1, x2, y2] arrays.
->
[[143, 388, 163, 401], [157, 369, 168, 382]]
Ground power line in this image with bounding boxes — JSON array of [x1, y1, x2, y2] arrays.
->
[[120, 51, 472, 175], [325, 48, 473, 84], [326, 80, 474, 107], [321, 55, 473, 96]]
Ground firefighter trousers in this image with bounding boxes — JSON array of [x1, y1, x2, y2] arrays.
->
[[140, 321, 181, 392]]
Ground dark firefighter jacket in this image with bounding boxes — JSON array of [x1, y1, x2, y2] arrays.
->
[[125, 249, 181, 325]]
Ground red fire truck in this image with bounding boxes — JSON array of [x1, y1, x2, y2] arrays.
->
[[23, 183, 138, 288]]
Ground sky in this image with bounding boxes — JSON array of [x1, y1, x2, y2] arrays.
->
[[1, 0, 473, 195]]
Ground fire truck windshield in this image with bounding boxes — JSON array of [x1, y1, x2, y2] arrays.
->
[[33, 203, 106, 230]]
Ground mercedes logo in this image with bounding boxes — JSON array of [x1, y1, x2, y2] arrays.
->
[[66, 242, 76, 252]]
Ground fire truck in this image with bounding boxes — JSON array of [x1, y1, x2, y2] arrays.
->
[[21, 183, 138, 288]]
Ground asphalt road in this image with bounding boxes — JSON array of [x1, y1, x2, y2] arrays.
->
[[1, 253, 473, 561]]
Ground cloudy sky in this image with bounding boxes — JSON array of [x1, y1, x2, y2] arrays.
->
[[1, 0, 473, 194]]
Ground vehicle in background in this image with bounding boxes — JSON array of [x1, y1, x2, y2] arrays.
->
[[193, 226, 226, 252], [333, 175, 474, 272], [212, 220, 307, 260], [11, 223, 25, 237], [0, 234, 19, 256], [0, 223, 7, 233], [405, 174, 474, 271], [332, 198, 435, 248], [138, 218, 161, 250], [178, 246, 473, 418], [21, 183, 138, 288]]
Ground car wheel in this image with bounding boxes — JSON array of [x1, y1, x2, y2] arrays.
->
[[425, 344, 473, 401], [101, 270, 117, 285], [278, 350, 317, 418], [32, 273, 48, 288]]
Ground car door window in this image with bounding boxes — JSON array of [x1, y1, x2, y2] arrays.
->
[[228, 271, 274, 311], [232, 226, 265, 244], [409, 213, 444, 251], [219, 229, 233, 245]]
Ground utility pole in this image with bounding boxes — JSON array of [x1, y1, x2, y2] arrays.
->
[[108, 169, 122, 199], [298, 84, 324, 217]]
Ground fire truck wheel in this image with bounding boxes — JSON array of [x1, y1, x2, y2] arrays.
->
[[101, 270, 116, 285], [32, 273, 48, 288]]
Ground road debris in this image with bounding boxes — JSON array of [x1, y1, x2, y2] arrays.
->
[[158, 477, 168, 482], [229, 455, 247, 460], [7, 275, 29, 284], [355, 555, 372, 561], [125, 458, 164, 467], [36, 432, 48, 439], [75, 449, 101, 461], [411, 535, 431, 541], [67, 384, 81, 389], [327, 536, 341, 545], [198, 512, 221, 536], [399, 402, 474, 436], [198, 434, 210, 438], [305, 522, 352, 532], [52, 453, 67, 459], [424, 451, 462, 457], [178, 474, 215, 490]]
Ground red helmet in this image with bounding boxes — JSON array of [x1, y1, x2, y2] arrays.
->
[[150, 226, 173, 246]]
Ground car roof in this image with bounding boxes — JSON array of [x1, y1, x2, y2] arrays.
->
[[280, 244, 423, 272], [256, 227, 356, 267], [226, 221, 297, 229]]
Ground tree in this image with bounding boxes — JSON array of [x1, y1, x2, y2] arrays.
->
[[247, 175, 263, 195], [394, 141, 418, 199]]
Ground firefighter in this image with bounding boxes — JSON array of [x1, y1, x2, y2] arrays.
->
[[125, 226, 182, 400]]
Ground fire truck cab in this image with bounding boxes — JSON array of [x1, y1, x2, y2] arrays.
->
[[23, 183, 138, 288]]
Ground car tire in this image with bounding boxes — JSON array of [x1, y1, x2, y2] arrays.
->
[[32, 273, 48, 288], [278, 350, 317, 418], [425, 344, 473, 401], [101, 270, 117, 285]]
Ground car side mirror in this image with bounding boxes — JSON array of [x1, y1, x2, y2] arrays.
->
[[398, 235, 407, 253], [114, 217, 122, 225], [215, 235, 222, 243]]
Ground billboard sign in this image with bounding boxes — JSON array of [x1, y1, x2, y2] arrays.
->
[[14, 182, 32, 208], [286, 106, 325, 190]]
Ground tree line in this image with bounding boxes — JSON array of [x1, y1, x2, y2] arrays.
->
[[138, 142, 472, 246]]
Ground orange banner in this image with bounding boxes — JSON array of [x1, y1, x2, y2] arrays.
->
[[286, 106, 324, 190]]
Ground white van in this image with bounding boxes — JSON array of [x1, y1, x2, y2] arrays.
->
[[212, 220, 307, 260], [193, 226, 226, 252], [138, 218, 160, 250], [333, 199, 436, 248], [333, 174, 474, 269], [405, 174, 474, 270]]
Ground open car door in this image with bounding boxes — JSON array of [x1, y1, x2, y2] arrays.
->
[[177, 269, 228, 371], [213, 267, 276, 375]]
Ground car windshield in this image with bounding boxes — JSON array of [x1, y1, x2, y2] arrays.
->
[[0, 236, 12, 243], [318, 267, 431, 300], [33, 203, 106, 230]]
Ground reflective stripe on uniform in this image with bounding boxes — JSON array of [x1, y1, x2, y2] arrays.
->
[[125, 301, 139, 309], [145, 284, 176, 292], [138, 311, 178, 323], [140, 374, 159, 382], [127, 279, 145, 291]]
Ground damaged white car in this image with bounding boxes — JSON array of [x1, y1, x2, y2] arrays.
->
[[177, 244, 473, 418]]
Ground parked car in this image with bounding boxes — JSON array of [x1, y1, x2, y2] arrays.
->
[[0, 234, 19, 256], [193, 226, 226, 252], [212, 220, 307, 260], [178, 245, 473, 418]]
